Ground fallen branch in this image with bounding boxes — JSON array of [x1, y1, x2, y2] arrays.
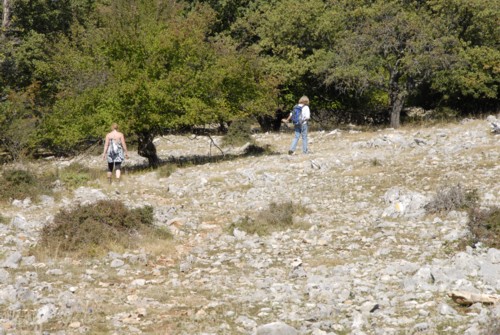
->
[[448, 291, 500, 306]]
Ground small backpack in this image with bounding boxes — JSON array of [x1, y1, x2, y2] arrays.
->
[[291, 105, 303, 126]]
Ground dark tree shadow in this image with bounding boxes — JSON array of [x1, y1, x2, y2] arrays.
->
[[124, 144, 278, 173]]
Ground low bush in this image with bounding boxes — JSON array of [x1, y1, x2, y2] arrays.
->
[[222, 119, 254, 147], [465, 206, 500, 249], [228, 201, 310, 236], [0, 169, 56, 202], [425, 184, 479, 213], [37, 200, 171, 257]]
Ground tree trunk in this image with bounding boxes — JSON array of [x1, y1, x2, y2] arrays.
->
[[137, 132, 160, 168], [390, 92, 405, 128], [1, 0, 11, 37], [388, 67, 405, 129]]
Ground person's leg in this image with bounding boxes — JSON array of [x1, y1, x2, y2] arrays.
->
[[107, 163, 113, 183], [302, 123, 308, 153], [289, 125, 301, 154], [115, 163, 122, 181]]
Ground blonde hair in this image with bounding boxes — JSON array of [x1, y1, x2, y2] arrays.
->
[[299, 96, 309, 105], [111, 123, 119, 130]]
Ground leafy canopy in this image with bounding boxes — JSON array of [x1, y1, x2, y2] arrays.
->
[[36, 0, 276, 153]]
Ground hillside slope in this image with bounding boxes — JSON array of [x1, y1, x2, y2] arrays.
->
[[0, 118, 499, 334]]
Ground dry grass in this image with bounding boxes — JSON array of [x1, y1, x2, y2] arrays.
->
[[227, 201, 311, 236], [425, 184, 479, 214], [305, 255, 346, 268], [156, 163, 177, 178]]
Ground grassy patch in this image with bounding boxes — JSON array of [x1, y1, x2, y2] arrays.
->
[[227, 201, 311, 236], [157, 163, 177, 178], [58, 162, 101, 188], [0, 168, 56, 202], [305, 254, 345, 268], [36, 200, 172, 258], [425, 184, 479, 214]]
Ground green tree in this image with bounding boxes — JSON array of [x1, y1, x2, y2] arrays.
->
[[37, 0, 275, 166], [312, 1, 460, 128], [186, 0, 254, 33], [0, 0, 97, 159], [426, 0, 500, 110]]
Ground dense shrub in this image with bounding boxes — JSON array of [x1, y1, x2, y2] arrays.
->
[[38, 200, 171, 257], [228, 201, 310, 236], [425, 184, 479, 213], [0, 169, 56, 202], [222, 119, 254, 147], [466, 206, 500, 249]]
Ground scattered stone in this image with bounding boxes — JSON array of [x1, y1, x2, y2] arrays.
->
[[110, 259, 125, 268], [36, 304, 57, 324], [2, 252, 22, 269], [0, 120, 498, 334], [256, 321, 297, 335]]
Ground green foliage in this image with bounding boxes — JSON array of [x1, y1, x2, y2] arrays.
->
[[2, 0, 500, 158], [9, 0, 95, 37], [0, 30, 53, 158], [312, 1, 456, 127], [425, 184, 479, 214], [429, 107, 460, 121], [0, 97, 38, 160], [0, 169, 56, 202], [187, 0, 254, 33], [222, 118, 254, 147], [466, 206, 500, 249], [58, 162, 100, 188], [34, 0, 275, 160], [432, 46, 500, 101], [227, 201, 310, 236], [427, 0, 500, 47], [38, 200, 169, 257], [231, 0, 330, 109]]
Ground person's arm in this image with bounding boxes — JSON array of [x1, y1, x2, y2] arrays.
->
[[121, 134, 129, 158], [102, 135, 109, 159], [282, 112, 292, 123]]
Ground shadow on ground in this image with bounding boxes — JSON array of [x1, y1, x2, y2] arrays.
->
[[125, 144, 277, 173]]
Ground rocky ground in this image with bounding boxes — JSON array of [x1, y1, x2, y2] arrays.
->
[[0, 117, 499, 335]]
